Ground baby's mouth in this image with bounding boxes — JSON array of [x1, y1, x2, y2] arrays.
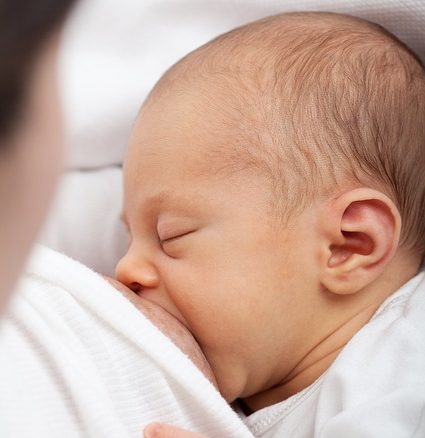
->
[[104, 276, 217, 387], [134, 288, 191, 331]]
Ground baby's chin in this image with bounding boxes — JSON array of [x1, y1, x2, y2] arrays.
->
[[105, 277, 217, 388]]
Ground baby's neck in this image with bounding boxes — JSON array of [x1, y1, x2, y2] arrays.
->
[[242, 252, 421, 412], [241, 302, 379, 412]]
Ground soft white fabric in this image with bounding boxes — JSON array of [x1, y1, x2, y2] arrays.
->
[[0, 246, 254, 438], [60, 0, 425, 169], [242, 270, 425, 438], [40, 168, 128, 276]]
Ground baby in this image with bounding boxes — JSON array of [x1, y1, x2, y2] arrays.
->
[[116, 12, 425, 437]]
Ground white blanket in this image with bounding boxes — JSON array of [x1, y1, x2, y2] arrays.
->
[[0, 246, 253, 438]]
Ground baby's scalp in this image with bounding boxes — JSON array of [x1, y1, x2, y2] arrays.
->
[[145, 11, 425, 257]]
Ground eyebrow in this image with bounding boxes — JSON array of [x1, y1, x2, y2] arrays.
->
[[145, 191, 174, 206], [120, 191, 202, 230], [142, 191, 193, 212], [119, 192, 171, 226]]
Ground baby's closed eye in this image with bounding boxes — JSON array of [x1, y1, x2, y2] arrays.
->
[[159, 229, 198, 258], [159, 229, 196, 244], [157, 217, 200, 254]]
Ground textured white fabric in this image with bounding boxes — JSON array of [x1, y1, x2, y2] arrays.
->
[[60, 0, 425, 169], [0, 246, 254, 438], [242, 270, 425, 438]]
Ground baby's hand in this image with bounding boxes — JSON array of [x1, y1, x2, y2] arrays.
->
[[144, 423, 207, 438]]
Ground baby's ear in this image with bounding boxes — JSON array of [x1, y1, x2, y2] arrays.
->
[[318, 188, 401, 295]]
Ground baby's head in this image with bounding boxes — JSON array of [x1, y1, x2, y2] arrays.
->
[[116, 12, 425, 407]]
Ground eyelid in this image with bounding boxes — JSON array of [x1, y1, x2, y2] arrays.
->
[[157, 218, 192, 240], [159, 229, 195, 244]]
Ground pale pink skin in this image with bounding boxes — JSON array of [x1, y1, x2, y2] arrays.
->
[[0, 33, 63, 314], [106, 277, 217, 386]]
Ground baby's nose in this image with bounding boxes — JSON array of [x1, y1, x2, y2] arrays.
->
[[115, 253, 160, 292]]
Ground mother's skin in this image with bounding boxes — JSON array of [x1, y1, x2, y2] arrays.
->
[[0, 3, 209, 437], [107, 277, 217, 386], [0, 0, 75, 313], [0, 5, 212, 384], [112, 281, 216, 437]]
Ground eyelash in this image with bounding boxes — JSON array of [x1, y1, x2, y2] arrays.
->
[[159, 230, 194, 245]]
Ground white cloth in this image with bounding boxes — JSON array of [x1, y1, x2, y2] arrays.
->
[[242, 270, 425, 438], [0, 246, 254, 438]]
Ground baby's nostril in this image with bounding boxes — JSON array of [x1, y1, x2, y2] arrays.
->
[[129, 282, 142, 294]]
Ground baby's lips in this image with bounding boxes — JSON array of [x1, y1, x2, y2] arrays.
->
[[103, 275, 133, 294]]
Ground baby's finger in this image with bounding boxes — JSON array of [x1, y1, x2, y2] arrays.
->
[[144, 422, 207, 438]]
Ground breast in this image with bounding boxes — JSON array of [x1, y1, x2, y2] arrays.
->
[[105, 276, 217, 387]]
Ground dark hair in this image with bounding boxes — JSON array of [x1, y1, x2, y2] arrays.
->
[[0, 0, 76, 142]]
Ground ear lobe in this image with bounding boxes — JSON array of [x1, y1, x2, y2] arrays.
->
[[320, 189, 401, 295]]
